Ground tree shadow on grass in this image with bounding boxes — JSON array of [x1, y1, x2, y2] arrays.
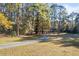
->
[[14, 33, 79, 48], [14, 35, 42, 42], [60, 38, 79, 48], [42, 33, 79, 48]]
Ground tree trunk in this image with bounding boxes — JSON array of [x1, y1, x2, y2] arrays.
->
[[58, 21, 61, 34], [16, 17, 20, 36], [16, 6, 20, 36], [35, 12, 39, 34]]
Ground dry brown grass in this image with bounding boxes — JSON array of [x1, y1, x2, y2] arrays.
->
[[0, 42, 79, 56], [0, 35, 41, 44], [0, 37, 21, 44], [0, 33, 79, 56]]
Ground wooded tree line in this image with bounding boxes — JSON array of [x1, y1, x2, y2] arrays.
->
[[0, 3, 51, 36], [50, 4, 79, 33], [0, 3, 79, 36]]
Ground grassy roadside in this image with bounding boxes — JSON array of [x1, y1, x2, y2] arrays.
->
[[0, 35, 42, 44], [0, 37, 21, 44], [0, 42, 79, 56], [0, 33, 79, 56]]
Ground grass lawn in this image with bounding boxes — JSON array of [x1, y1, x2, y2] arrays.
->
[[0, 41, 79, 56], [0, 37, 20, 44], [0, 35, 41, 44], [0, 33, 79, 56]]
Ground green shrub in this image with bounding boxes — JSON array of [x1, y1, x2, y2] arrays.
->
[[10, 31, 16, 36]]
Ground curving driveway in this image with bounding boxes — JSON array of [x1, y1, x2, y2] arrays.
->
[[0, 39, 41, 49]]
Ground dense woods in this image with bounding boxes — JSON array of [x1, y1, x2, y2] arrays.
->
[[0, 3, 79, 36]]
